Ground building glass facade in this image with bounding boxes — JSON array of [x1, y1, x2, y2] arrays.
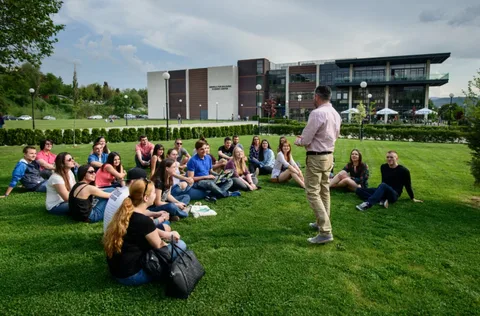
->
[[267, 69, 286, 117]]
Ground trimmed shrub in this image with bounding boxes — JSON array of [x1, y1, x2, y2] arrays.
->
[[81, 129, 91, 144], [0, 128, 7, 146], [63, 129, 74, 144], [91, 128, 101, 143], [107, 128, 122, 143], [145, 127, 154, 141]]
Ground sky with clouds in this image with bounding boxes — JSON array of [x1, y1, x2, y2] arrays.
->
[[41, 0, 480, 97]]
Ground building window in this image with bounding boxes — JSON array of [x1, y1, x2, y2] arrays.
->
[[257, 60, 263, 75], [290, 73, 316, 83]]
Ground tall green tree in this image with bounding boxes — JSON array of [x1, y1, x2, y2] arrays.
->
[[0, 0, 65, 67], [463, 69, 480, 184]]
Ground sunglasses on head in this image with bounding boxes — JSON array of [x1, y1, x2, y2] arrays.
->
[[142, 178, 151, 197]]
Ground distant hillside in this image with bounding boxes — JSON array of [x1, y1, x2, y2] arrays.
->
[[430, 97, 465, 108]]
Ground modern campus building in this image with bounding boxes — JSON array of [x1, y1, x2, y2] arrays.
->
[[147, 52, 450, 120]]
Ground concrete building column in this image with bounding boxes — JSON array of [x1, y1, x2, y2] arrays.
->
[[384, 85, 389, 123], [386, 62, 391, 81], [285, 66, 290, 117], [186, 69, 190, 119], [316, 64, 320, 87], [349, 64, 353, 81], [348, 86, 353, 122], [426, 60, 431, 79], [424, 84, 430, 121]]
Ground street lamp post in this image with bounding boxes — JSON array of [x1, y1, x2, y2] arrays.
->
[[367, 93, 372, 123], [199, 104, 202, 120], [216, 102, 218, 122], [162, 72, 171, 140], [29, 88, 35, 129], [124, 95, 129, 126], [256, 84, 262, 133], [360, 81, 368, 140], [179, 99, 182, 124], [297, 94, 302, 121], [449, 92, 454, 126]]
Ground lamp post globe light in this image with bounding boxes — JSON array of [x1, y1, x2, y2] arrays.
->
[[162, 72, 171, 140], [124, 95, 129, 126], [29, 88, 35, 129], [367, 93, 372, 123], [256, 84, 262, 133], [359, 81, 368, 140]]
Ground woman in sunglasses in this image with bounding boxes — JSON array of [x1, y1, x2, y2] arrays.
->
[[68, 165, 113, 223], [104, 178, 186, 285], [46, 152, 77, 215]]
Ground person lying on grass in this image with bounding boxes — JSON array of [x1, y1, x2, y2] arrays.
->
[[1, 146, 47, 198], [103, 179, 186, 286], [68, 165, 113, 223], [225, 146, 258, 191], [355, 150, 423, 211], [95, 152, 126, 188], [330, 149, 369, 191], [271, 140, 305, 188], [45, 152, 77, 215], [149, 158, 191, 221]]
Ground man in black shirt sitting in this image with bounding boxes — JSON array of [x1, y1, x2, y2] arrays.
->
[[356, 150, 423, 211]]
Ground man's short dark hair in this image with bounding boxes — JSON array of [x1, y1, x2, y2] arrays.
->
[[92, 142, 102, 149], [233, 135, 238, 139], [139, 135, 147, 141], [315, 85, 332, 101], [23, 146, 36, 154], [195, 140, 207, 150], [224, 137, 231, 143]]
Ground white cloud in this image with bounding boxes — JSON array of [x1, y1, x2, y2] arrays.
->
[[117, 44, 156, 73]]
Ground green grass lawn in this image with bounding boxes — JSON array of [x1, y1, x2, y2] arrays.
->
[[0, 137, 479, 315], [2, 119, 233, 130]]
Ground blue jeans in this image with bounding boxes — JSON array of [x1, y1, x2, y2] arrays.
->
[[148, 194, 191, 218], [193, 179, 233, 198], [171, 183, 207, 201], [48, 202, 69, 215], [135, 154, 151, 168], [88, 197, 109, 223], [116, 240, 188, 286], [356, 183, 399, 206], [35, 181, 47, 193]]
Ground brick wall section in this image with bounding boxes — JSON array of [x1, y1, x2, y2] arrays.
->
[[188, 68, 208, 119]]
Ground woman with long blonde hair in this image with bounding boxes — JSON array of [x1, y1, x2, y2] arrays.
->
[[104, 179, 186, 286], [271, 140, 305, 188], [225, 146, 258, 191]]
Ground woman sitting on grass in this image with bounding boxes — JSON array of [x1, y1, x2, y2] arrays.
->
[[248, 135, 261, 173], [330, 149, 369, 191], [278, 136, 301, 168], [95, 152, 126, 188], [68, 165, 113, 223], [271, 140, 305, 188], [150, 159, 191, 220], [256, 139, 275, 175], [45, 152, 77, 215], [104, 179, 186, 286], [166, 149, 206, 201], [150, 144, 165, 178], [225, 146, 258, 191]]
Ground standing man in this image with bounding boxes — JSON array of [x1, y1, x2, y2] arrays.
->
[[355, 151, 423, 211], [294, 85, 341, 244], [134, 135, 154, 168]]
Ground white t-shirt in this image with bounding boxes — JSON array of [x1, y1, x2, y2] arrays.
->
[[103, 186, 129, 233], [45, 171, 76, 210]]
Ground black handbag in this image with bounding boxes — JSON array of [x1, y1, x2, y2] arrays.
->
[[166, 239, 205, 299], [141, 246, 171, 278]]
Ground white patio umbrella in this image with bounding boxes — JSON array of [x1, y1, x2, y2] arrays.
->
[[340, 108, 359, 114], [376, 108, 398, 115], [415, 108, 436, 115]]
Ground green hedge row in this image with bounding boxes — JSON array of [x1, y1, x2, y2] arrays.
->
[[259, 124, 469, 143], [0, 125, 257, 146]]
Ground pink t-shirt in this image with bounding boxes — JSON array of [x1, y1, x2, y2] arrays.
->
[[36, 150, 57, 170], [135, 142, 154, 157], [95, 165, 116, 187]]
